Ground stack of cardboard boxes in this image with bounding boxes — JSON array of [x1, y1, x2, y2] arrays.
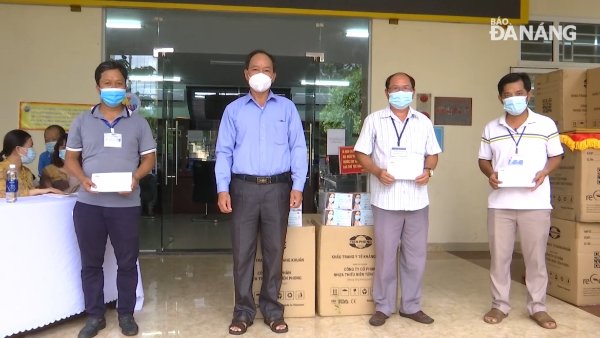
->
[[249, 192, 378, 317], [317, 192, 376, 316], [539, 68, 600, 306]]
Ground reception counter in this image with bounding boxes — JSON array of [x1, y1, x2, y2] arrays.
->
[[0, 195, 144, 337]]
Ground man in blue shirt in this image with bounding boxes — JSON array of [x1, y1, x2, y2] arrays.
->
[[215, 50, 307, 335]]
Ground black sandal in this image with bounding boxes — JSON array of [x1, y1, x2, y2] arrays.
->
[[264, 318, 288, 334], [228, 319, 252, 335]]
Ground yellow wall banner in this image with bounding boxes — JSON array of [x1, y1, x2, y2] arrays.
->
[[19, 102, 93, 131]]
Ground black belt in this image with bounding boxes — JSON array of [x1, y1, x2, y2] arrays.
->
[[233, 172, 291, 185]]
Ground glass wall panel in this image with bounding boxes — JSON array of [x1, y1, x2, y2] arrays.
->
[[105, 8, 370, 251]]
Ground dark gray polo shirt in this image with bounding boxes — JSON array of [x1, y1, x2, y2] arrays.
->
[[66, 105, 156, 207]]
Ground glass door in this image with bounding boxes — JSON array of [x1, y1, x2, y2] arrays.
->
[[105, 8, 370, 252]]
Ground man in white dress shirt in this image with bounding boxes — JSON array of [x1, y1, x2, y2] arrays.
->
[[354, 72, 441, 327]]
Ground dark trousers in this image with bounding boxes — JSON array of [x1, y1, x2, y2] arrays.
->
[[230, 178, 291, 322], [73, 202, 140, 318]]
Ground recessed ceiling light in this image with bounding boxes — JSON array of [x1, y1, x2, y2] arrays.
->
[[106, 19, 142, 29], [301, 79, 350, 87], [153, 47, 174, 57], [345, 28, 369, 38], [129, 75, 181, 82]]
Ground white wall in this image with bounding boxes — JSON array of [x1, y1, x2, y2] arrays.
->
[[0, 4, 102, 173]]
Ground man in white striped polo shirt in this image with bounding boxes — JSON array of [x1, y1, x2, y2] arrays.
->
[[478, 73, 562, 329], [355, 72, 441, 327]]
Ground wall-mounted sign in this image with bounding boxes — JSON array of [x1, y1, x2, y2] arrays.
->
[[339, 146, 363, 175], [434, 97, 473, 126], [19, 102, 92, 131]]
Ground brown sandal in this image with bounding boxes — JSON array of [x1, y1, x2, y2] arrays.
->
[[228, 320, 252, 335], [483, 308, 507, 324], [530, 311, 557, 329], [264, 318, 288, 333]]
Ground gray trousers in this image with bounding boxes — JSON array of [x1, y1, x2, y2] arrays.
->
[[487, 208, 551, 315], [230, 178, 291, 322], [372, 205, 429, 316]]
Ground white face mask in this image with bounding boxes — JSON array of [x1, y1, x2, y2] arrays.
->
[[503, 96, 528, 116], [248, 73, 272, 93]]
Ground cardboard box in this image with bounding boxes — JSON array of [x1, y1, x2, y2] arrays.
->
[[587, 68, 600, 128], [317, 225, 376, 316], [318, 192, 372, 212], [549, 145, 600, 222], [546, 218, 600, 306], [351, 193, 371, 210], [534, 69, 587, 131], [252, 224, 315, 317], [323, 192, 353, 210], [322, 209, 373, 226]]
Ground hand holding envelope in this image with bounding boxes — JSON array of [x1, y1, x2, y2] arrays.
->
[[90, 172, 133, 192]]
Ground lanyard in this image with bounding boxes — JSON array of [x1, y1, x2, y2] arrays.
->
[[505, 126, 526, 154], [390, 116, 409, 147], [101, 117, 123, 134], [91, 104, 127, 134]]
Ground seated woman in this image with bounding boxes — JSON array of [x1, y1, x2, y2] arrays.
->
[[0, 129, 63, 197], [40, 133, 80, 193]]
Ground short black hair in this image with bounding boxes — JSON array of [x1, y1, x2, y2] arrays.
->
[[44, 124, 66, 137], [94, 60, 128, 85], [497, 73, 531, 96], [385, 72, 416, 90], [245, 49, 276, 72]]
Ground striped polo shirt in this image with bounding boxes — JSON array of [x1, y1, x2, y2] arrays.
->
[[478, 109, 563, 209], [354, 107, 441, 211]]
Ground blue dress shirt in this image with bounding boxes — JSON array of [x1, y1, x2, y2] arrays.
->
[[215, 92, 308, 193]]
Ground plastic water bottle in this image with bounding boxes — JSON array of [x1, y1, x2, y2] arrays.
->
[[6, 164, 18, 203]]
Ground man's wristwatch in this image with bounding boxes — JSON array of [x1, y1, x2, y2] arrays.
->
[[424, 167, 434, 177]]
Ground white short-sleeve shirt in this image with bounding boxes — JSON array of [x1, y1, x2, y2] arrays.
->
[[478, 109, 563, 209], [354, 107, 442, 211]]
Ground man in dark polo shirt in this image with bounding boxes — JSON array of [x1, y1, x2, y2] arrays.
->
[[65, 60, 156, 338], [215, 50, 307, 335]]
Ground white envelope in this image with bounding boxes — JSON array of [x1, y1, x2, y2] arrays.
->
[[91, 172, 132, 192], [387, 155, 424, 180], [497, 168, 536, 188]]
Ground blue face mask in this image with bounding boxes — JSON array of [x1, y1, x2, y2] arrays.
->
[[100, 88, 126, 108], [20, 147, 36, 164], [503, 96, 528, 116], [45, 141, 56, 154], [388, 91, 413, 109], [58, 149, 66, 160]]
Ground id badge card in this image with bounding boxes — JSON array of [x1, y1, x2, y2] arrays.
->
[[390, 147, 408, 158], [104, 133, 122, 148]]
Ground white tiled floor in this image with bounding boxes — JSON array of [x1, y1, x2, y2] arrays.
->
[[20, 252, 600, 337]]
